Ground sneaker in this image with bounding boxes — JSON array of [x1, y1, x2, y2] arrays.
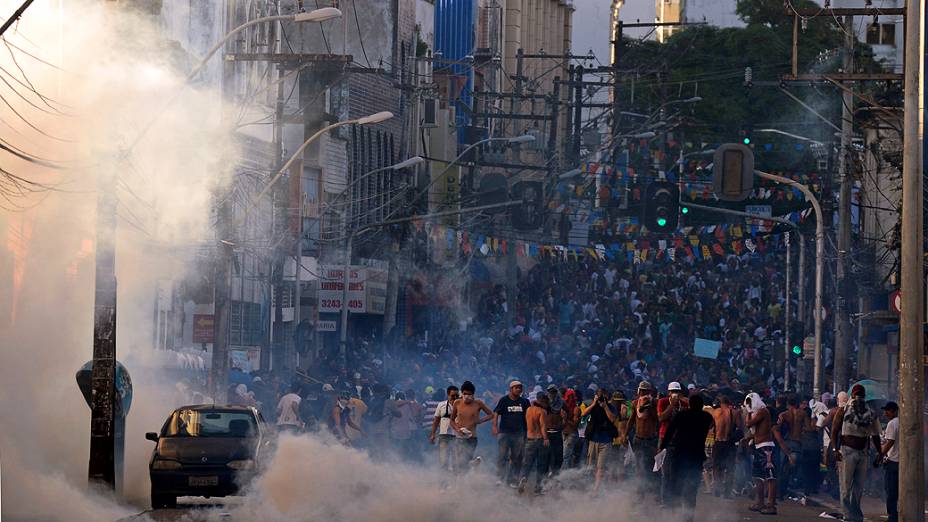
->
[[509, 482, 519, 489], [495, 480, 503, 487], [760, 506, 778, 515], [517, 477, 527, 493]]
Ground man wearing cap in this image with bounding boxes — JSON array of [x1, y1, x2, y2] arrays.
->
[[622, 381, 659, 493], [493, 381, 531, 487], [658, 382, 689, 504], [829, 384, 882, 522], [879, 401, 899, 522]]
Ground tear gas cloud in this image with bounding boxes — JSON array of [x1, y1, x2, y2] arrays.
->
[[0, 0, 235, 519]]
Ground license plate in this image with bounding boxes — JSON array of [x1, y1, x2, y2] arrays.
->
[[188, 476, 218, 486]]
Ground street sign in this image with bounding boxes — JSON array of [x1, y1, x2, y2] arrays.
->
[[193, 314, 214, 343], [316, 320, 337, 332], [803, 336, 815, 359], [890, 289, 902, 314]]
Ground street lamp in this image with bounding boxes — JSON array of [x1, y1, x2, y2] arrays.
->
[[252, 111, 394, 205], [755, 128, 826, 146], [129, 8, 343, 151]]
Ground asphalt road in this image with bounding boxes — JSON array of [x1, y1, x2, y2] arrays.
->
[[122, 492, 891, 521]]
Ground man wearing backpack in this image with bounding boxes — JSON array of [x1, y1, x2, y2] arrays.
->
[[829, 384, 882, 522]]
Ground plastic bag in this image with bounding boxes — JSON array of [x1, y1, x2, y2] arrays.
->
[[653, 448, 667, 472]]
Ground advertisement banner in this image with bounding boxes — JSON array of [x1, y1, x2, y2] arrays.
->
[[365, 268, 388, 315], [318, 265, 367, 313]]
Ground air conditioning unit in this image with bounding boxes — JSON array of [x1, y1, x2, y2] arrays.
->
[[422, 98, 438, 128]]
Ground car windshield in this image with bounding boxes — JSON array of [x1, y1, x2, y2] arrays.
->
[[162, 410, 257, 438]]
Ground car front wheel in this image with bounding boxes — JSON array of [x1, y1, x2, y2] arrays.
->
[[151, 487, 176, 510]]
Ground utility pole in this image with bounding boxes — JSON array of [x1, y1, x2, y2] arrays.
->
[[88, 165, 117, 491], [833, 15, 854, 393], [784, 231, 792, 390], [897, 0, 924, 514], [611, 21, 622, 142]]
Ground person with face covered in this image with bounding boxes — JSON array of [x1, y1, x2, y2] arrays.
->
[[332, 391, 363, 444], [741, 391, 787, 515], [449, 380, 494, 473], [660, 394, 715, 521], [622, 381, 659, 494], [829, 384, 882, 522]]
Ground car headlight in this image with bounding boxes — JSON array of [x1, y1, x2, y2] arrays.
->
[[227, 459, 255, 470], [151, 459, 182, 470]]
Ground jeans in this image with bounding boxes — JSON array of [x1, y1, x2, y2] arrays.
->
[[634, 437, 659, 494], [563, 432, 581, 468], [454, 437, 478, 473], [884, 460, 898, 522], [780, 440, 802, 497], [839, 446, 868, 522], [546, 431, 564, 475], [800, 449, 822, 495], [437, 435, 454, 471], [497, 432, 526, 483], [712, 440, 736, 496], [520, 438, 548, 492], [669, 455, 703, 522]]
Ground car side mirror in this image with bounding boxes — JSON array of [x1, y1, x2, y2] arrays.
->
[[145, 432, 159, 442]]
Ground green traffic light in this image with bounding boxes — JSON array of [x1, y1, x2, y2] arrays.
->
[[656, 218, 667, 227], [743, 137, 751, 145], [681, 206, 689, 214], [792, 345, 802, 355]]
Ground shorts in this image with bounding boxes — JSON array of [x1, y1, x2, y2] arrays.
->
[[587, 441, 611, 470], [752, 446, 778, 481]]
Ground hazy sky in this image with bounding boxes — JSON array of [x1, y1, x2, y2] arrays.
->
[[571, 0, 656, 64]]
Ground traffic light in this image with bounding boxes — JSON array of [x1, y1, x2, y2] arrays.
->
[[642, 181, 679, 231], [712, 143, 754, 201], [739, 128, 753, 146], [511, 181, 544, 230]]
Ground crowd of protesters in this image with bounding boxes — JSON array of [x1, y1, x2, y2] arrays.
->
[[205, 247, 902, 521]]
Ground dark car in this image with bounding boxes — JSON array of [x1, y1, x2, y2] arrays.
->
[[146, 404, 270, 509]]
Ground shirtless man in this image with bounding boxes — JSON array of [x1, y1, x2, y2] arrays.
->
[[741, 392, 790, 515], [775, 395, 804, 498], [518, 392, 550, 494], [450, 380, 494, 472], [711, 395, 741, 497], [622, 381, 659, 493]]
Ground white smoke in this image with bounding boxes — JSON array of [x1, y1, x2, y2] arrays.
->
[[0, 0, 238, 519]]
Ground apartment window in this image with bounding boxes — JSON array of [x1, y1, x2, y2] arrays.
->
[[866, 23, 896, 45]]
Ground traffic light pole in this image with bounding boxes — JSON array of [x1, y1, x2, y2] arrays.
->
[[684, 201, 809, 392], [754, 170, 824, 398]]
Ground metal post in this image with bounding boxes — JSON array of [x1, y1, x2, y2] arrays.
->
[[573, 65, 584, 162], [833, 15, 855, 392], [785, 231, 792, 390], [88, 168, 117, 490], [339, 232, 354, 376], [897, 0, 925, 512], [798, 233, 808, 393], [755, 170, 825, 397], [612, 21, 623, 141]]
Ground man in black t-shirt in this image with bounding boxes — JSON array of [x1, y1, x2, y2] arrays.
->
[[493, 381, 531, 486], [660, 394, 715, 521]]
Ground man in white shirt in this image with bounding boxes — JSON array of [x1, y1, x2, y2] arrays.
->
[[428, 385, 460, 472], [276, 384, 303, 433], [880, 401, 899, 522]]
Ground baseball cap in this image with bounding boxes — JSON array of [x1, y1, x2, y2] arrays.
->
[[638, 381, 653, 391], [322, 384, 334, 392], [611, 391, 625, 401], [668, 381, 682, 392], [687, 383, 696, 391], [509, 380, 523, 388], [881, 401, 899, 411], [546, 384, 558, 392]]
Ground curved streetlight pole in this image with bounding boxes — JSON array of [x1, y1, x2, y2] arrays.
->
[[755, 170, 825, 397], [128, 8, 342, 151]]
